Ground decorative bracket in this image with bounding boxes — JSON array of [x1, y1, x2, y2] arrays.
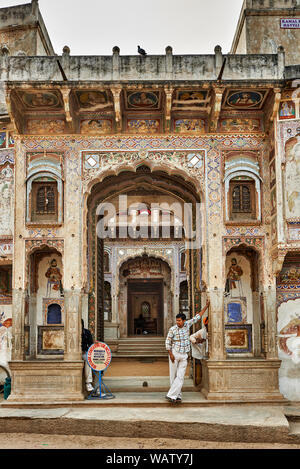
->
[[111, 86, 123, 133], [209, 86, 224, 132]]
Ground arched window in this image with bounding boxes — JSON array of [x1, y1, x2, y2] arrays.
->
[[47, 304, 62, 325], [224, 155, 261, 222], [141, 301, 151, 318]]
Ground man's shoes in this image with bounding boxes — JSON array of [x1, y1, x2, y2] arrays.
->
[[165, 396, 177, 404], [86, 383, 94, 392], [176, 397, 182, 402]]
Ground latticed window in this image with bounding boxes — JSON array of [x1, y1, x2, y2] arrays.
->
[[31, 181, 58, 222], [36, 185, 56, 214], [232, 184, 252, 213]]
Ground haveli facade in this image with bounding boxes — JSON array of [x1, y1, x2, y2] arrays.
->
[[0, 0, 300, 403]]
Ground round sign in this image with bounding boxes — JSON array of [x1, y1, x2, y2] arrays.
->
[[87, 342, 112, 372]]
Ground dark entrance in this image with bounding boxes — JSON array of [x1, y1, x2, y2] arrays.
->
[[127, 279, 164, 336]]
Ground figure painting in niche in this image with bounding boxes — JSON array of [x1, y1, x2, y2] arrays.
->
[[225, 258, 244, 297], [227, 91, 264, 109], [174, 119, 205, 133], [220, 118, 261, 132], [22, 92, 60, 109], [285, 140, 300, 218], [45, 259, 63, 297], [76, 91, 112, 111], [81, 119, 112, 135], [173, 90, 209, 108], [279, 101, 296, 120], [127, 119, 160, 134], [0, 132, 6, 148], [127, 91, 159, 109]]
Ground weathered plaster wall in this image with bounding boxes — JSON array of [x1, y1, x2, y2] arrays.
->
[[247, 16, 300, 65], [277, 298, 300, 401]]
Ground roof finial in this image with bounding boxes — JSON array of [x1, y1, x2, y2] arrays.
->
[[31, 0, 39, 16]]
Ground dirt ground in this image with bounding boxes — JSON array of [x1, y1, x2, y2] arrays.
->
[[1, 433, 300, 449]]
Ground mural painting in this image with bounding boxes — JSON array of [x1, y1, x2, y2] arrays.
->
[[225, 90, 267, 109], [174, 119, 205, 133], [127, 119, 160, 134], [285, 138, 300, 218], [279, 101, 296, 120], [80, 119, 112, 135], [76, 91, 113, 111], [0, 166, 13, 236]]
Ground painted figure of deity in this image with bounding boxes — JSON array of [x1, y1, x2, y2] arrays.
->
[[45, 259, 63, 297]]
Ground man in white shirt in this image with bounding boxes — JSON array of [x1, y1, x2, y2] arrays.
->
[[190, 316, 208, 360], [165, 301, 209, 403]]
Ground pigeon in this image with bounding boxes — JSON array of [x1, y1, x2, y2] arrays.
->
[[138, 45, 147, 56]]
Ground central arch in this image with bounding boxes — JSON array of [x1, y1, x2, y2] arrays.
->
[[85, 164, 203, 345]]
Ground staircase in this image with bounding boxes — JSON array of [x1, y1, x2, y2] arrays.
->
[[110, 337, 167, 358]]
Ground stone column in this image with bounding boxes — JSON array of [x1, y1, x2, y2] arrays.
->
[[263, 286, 278, 360], [11, 289, 26, 361], [11, 137, 27, 362], [64, 289, 82, 361], [208, 288, 226, 360]]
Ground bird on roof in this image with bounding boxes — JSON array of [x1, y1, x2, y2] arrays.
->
[[138, 46, 147, 56]]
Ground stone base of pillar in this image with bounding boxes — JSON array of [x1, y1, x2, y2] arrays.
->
[[7, 361, 84, 403], [201, 359, 286, 402]]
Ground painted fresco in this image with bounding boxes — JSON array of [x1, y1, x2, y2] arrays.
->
[[20, 91, 61, 109], [173, 90, 209, 108], [279, 101, 296, 120], [277, 299, 300, 400], [0, 132, 6, 148], [76, 91, 113, 111], [225, 90, 267, 109], [219, 118, 261, 132], [80, 119, 112, 135], [225, 325, 252, 353], [174, 119, 205, 133], [285, 138, 300, 218], [0, 166, 14, 236], [127, 119, 160, 134], [38, 326, 64, 355], [27, 119, 65, 134], [126, 91, 160, 110]]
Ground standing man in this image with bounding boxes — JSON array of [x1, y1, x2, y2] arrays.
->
[[165, 300, 210, 403], [190, 316, 209, 360], [81, 319, 94, 393]]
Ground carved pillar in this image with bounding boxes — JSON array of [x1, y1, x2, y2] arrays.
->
[[263, 286, 278, 360], [11, 289, 26, 361], [208, 288, 226, 360], [64, 289, 82, 361]]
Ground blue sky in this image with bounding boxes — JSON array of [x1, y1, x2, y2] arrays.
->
[[0, 0, 243, 55]]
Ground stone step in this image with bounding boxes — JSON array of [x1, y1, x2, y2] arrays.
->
[[102, 376, 195, 393], [288, 421, 300, 437], [111, 338, 167, 358]]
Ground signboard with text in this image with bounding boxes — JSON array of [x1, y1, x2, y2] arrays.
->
[[280, 18, 300, 29], [87, 342, 112, 372]]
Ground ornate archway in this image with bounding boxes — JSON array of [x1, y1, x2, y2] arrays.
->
[[85, 164, 203, 342]]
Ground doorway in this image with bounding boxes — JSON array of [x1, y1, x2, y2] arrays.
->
[[127, 279, 164, 336]]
